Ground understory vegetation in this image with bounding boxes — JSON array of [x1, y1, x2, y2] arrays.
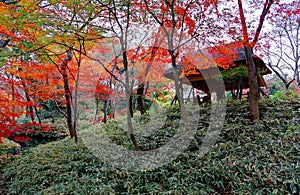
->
[[1, 98, 299, 194]]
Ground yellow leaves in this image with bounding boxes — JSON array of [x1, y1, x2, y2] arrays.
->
[[48, 0, 59, 4], [44, 44, 69, 60], [18, 0, 39, 11]]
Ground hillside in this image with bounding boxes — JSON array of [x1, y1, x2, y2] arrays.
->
[[1, 98, 299, 194]]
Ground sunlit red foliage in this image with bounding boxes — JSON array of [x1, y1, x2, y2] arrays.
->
[[177, 40, 243, 79], [0, 0, 294, 142], [95, 76, 112, 101], [0, 57, 66, 143], [207, 41, 243, 70]]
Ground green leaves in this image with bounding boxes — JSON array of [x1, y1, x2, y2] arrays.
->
[[221, 64, 248, 82], [1, 98, 300, 194], [21, 41, 34, 49]]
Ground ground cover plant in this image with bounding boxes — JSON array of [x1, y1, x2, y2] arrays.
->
[[1, 97, 299, 194]]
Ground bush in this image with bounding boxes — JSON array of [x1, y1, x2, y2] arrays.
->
[[0, 138, 21, 156], [271, 90, 298, 100], [1, 98, 299, 194]]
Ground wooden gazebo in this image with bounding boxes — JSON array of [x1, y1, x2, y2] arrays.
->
[[164, 47, 271, 97]]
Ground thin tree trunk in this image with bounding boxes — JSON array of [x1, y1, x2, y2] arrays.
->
[[180, 80, 184, 104], [33, 106, 42, 124], [108, 67, 116, 117], [137, 46, 159, 115], [230, 89, 235, 99], [245, 46, 259, 121], [21, 79, 35, 123], [170, 53, 188, 124], [123, 49, 139, 150], [94, 98, 99, 125], [61, 56, 75, 139], [127, 91, 139, 150], [130, 133, 139, 150], [296, 62, 300, 96], [73, 56, 81, 143], [171, 95, 178, 106], [238, 87, 242, 100], [186, 87, 193, 103], [258, 87, 269, 97], [237, 0, 273, 121], [103, 100, 108, 123], [11, 77, 15, 121], [238, 78, 243, 100], [26, 100, 35, 123], [196, 95, 201, 105], [137, 84, 146, 115], [129, 94, 133, 118]]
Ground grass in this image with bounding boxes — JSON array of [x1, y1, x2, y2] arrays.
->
[[1, 98, 299, 194]]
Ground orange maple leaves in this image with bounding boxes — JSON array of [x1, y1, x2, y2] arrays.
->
[[177, 41, 244, 79]]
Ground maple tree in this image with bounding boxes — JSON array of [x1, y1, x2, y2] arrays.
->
[[142, 0, 223, 124], [94, 76, 113, 123], [0, 1, 55, 142], [76, 40, 121, 124], [0, 0, 99, 142], [70, 0, 177, 149], [0, 0, 296, 145], [0, 0, 225, 143], [134, 41, 168, 115], [76, 0, 146, 149], [218, 0, 276, 121], [0, 51, 60, 143], [28, 0, 101, 143]]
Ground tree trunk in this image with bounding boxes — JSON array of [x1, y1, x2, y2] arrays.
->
[[180, 80, 184, 105], [127, 91, 139, 150], [245, 46, 259, 121], [296, 61, 300, 97], [259, 87, 268, 97], [170, 53, 188, 124], [21, 78, 35, 123], [25, 96, 35, 123], [171, 95, 178, 106], [94, 98, 99, 124], [238, 78, 243, 100], [103, 100, 108, 123], [129, 94, 133, 118], [186, 87, 193, 103], [61, 59, 75, 140], [137, 84, 146, 115], [230, 89, 235, 99], [72, 56, 81, 143], [33, 106, 42, 124], [11, 77, 15, 121], [123, 49, 139, 150]]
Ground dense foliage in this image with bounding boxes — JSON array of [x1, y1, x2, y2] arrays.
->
[[1, 98, 299, 194], [1, 0, 298, 143]]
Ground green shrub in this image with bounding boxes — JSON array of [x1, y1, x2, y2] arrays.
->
[[1, 98, 299, 194], [271, 90, 299, 100], [0, 138, 21, 156]]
